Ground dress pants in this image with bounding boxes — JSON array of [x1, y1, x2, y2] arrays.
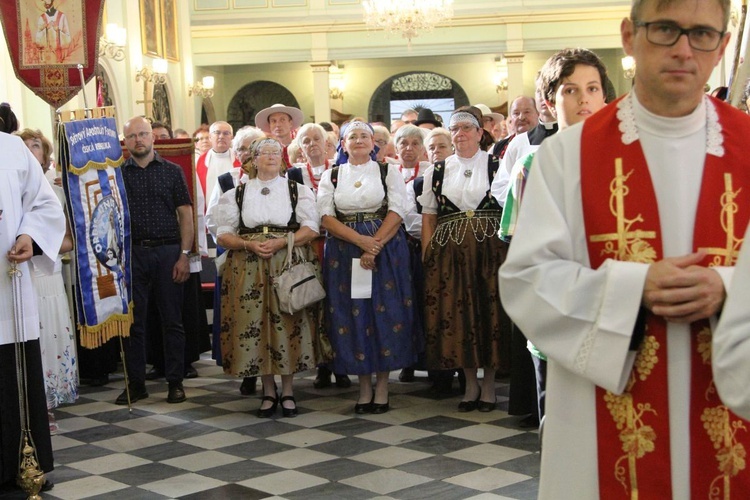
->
[[127, 244, 185, 385]]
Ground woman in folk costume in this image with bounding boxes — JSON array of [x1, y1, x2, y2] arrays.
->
[[213, 137, 324, 418], [287, 123, 353, 390], [419, 110, 509, 412], [317, 120, 417, 415], [1, 129, 64, 493]]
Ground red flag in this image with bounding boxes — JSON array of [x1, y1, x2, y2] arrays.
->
[[0, 0, 105, 108]]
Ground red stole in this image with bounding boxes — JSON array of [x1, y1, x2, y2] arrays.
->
[[580, 95, 750, 499], [196, 150, 209, 198]]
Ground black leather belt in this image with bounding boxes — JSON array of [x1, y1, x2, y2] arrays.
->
[[239, 225, 299, 235], [133, 238, 180, 247]]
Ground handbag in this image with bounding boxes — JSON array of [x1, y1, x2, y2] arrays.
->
[[273, 232, 326, 315]]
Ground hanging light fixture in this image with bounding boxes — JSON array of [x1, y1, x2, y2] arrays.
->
[[362, 0, 454, 46]]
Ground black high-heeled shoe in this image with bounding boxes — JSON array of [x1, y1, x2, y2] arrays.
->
[[458, 388, 481, 413], [355, 395, 374, 414], [257, 394, 278, 418], [280, 395, 298, 417], [371, 400, 390, 414]]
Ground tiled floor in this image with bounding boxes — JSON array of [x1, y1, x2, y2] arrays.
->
[[8, 357, 540, 499]]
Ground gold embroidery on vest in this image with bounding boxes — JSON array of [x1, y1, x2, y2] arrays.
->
[[697, 326, 747, 498], [699, 173, 743, 266], [604, 334, 660, 497], [589, 158, 657, 262]]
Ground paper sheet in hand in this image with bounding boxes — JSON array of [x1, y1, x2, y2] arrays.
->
[[351, 259, 372, 298]]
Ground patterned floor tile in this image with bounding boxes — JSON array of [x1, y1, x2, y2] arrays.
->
[[160, 450, 245, 472], [444, 467, 532, 492], [237, 470, 329, 495], [339, 468, 432, 495], [139, 472, 227, 497], [43, 360, 539, 499]]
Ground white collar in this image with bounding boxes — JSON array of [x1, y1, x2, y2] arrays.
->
[[617, 91, 723, 157]]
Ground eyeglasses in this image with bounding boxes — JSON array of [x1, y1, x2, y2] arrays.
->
[[374, 139, 388, 147], [210, 130, 232, 137], [124, 131, 151, 141], [449, 124, 478, 134], [257, 150, 282, 157], [634, 21, 725, 52], [236, 146, 251, 154]]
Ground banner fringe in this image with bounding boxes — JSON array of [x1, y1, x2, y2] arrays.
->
[[79, 303, 133, 349]]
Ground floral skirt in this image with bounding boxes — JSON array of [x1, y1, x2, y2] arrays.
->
[[32, 270, 78, 409], [324, 221, 417, 375], [219, 234, 328, 377], [423, 231, 510, 371]]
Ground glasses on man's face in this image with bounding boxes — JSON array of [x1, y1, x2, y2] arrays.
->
[[257, 150, 282, 157], [449, 124, 477, 134], [125, 131, 151, 141], [211, 130, 232, 137], [634, 21, 725, 52]]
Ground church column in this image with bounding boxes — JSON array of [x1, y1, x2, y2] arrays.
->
[[505, 52, 526, 101], [311, 62, 332, 123]]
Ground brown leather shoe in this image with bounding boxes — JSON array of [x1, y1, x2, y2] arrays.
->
[[167, 382, 186, 404]]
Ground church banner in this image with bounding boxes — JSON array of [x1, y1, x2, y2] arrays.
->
[[59, 116, 132, 348], [0, 0, 104, 108]]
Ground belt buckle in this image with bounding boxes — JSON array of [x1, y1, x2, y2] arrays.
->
[[466, 210, 475, 219], [263, 226, 269, 235]]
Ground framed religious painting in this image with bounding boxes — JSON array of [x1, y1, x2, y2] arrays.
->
[[160, 0, 179, 62], [139, 0, 162, 57]]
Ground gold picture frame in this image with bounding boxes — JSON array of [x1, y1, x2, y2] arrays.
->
[[139, 0, 163, 57], [160, 0, 179, 62]]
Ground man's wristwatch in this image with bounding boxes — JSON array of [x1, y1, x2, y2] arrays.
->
[[181, 249, 190, 256]]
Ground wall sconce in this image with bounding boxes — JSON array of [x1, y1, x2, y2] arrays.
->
[[135, 59, 168, 86], [622, 56, 636, 80], [188, 76, 215, 98], [493, 56, 509, 93], [99, 23, 127, 61], [135, 59, 168, 116], [329, 64, 345, 100]]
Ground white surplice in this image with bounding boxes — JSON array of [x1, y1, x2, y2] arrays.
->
[[0, 133, 66, 345], [713, 221, 750, 420], [499, 92, 733, 499]]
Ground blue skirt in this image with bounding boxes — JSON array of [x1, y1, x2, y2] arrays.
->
[[324, 220, 417, 375]]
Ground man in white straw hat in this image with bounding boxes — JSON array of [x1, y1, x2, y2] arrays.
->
[[255, 104, 304, 169], [474, 103, 505, 139]]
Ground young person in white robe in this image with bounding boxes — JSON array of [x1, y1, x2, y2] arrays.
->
[[1, 131, 65, 492], [499, 0, 750, 498], [498, 48, 609, 431]]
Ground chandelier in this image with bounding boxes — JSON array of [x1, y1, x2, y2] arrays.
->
[[362, 0, 454, 46]]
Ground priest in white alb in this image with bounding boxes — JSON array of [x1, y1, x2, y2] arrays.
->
[[499, 0, 750, 498], [1, 132, 65, 490]]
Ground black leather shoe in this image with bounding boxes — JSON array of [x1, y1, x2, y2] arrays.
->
[[280, 396, 298, 418], [354, 396, 373, 414], [257, 395, 278, 418], [145, 367, 164, 381], [371, 400, 390, 414], [458, 389, 481, 413], [313, 367, 332, 389], [240, 377, 258, 395], [184, 364, 198, 379], [334, 374, 352, 388], [115, 382, 149, 405], [167, 382, 186, 404], [41, 479, 54, 492], [477, 400, 496, 412], [399, 368, 415, 382]]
